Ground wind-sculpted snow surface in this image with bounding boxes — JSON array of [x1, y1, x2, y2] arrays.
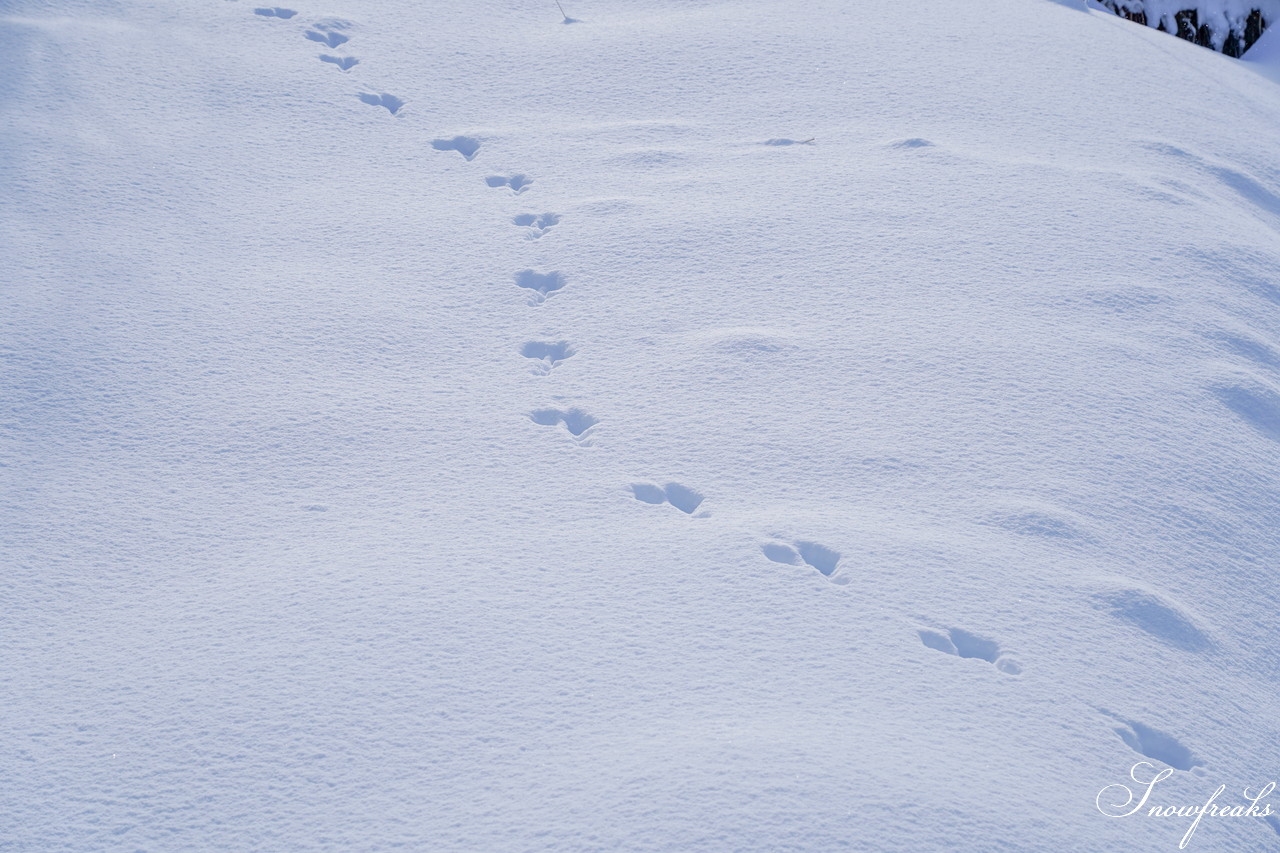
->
[[4, 0, 1280, 850]]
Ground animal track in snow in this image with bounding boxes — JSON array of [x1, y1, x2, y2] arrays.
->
[[305, 28, 349, 48], [319, 55, 359, 71], [529, 408, 597, 440], [763, 138, 814, 146], [521, 341, 574, 374], [918, 627, 1022, 675], [513, 270, 565, 305], [763, 540, 848, 584], [630, 482, 705, 515], [486, 174, 533, 194], [431, 136, 480, 160], [513, 212, 560, 238], [359, 93, 404, 115], [1101, 711, 1202, 771], [254, 7, 297, 18]]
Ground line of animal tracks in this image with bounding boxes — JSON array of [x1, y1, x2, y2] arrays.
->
[[241, 0, 1208, 777]]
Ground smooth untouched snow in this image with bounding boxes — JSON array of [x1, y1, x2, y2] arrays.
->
[[3, 0, 1280, 850]]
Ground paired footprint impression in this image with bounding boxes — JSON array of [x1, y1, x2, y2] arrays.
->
[[630, 482, 706, 515], [321, 55, 359, 71], [433, 136, 481, 160], [486, 174, 534, 194], [513, 269, 566, 304], [305, 25, 348, 48], [320, 54, 360, 70], [919, 626, 1022, 675], [521, 341, 574, 374], [514, 212, 560, 238], [529, 407, 598, 441], [763, 539, 847, 584], [359, 93, 404, 114]]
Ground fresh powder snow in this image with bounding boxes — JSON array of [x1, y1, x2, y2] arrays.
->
[[3, 0, 1280, 850]]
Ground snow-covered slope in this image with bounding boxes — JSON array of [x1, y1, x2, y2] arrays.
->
[[4, 0, 1280, 849]]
